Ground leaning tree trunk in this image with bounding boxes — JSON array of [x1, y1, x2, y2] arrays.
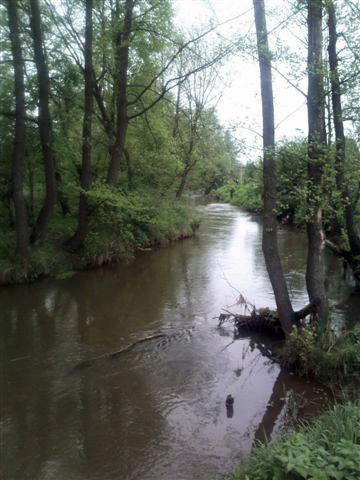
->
[[253, 0, 296, 336], [328, 0, 360, 255], [176, 140, 195, 199], [29, 0, 57, 244], [67, 0, 94, 250], [175, 165, 191, 199], [106, 0, 133, 186], [306, 0, 328, 318], [6, 0, 29, 256]]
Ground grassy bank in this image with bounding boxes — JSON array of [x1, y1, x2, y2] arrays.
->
[[0, 196, 200, 285], [233, 401, 360, 480]]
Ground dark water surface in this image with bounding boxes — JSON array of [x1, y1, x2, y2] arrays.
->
[[1, 204, 358, 480]]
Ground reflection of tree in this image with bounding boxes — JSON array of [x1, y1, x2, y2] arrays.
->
[[1, 240, 210, 479], [253, 369, 287, 445], [252, 359, 330, 448]]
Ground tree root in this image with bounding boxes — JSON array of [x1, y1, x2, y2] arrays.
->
[[219, 308, 284, 336], [218, 299, 321, 337]]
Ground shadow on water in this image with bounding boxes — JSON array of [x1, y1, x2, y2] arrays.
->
[[0, 203, 354, 480]]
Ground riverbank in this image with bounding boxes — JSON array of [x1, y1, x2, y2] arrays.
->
[[0, 200, 200, 285], [232, 401, 360, 480]]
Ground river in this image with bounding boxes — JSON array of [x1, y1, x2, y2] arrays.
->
[[1, 203, 359, 480]]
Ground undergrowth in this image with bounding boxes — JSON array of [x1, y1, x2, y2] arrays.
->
[[281, 323, 360, 383], [214, 182, 262, 213], [0, 194, 200, 284], [233, 402, 360, 480]]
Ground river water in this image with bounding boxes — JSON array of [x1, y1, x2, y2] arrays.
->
[[1, 203, 359, 480]]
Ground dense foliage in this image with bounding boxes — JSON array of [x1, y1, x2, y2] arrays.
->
[[234, 402, 360, 480], [0, 0, 237, 282], [218, 138, 360, 231]]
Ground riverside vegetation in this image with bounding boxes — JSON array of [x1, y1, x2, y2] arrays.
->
[[230, 0, 360, 478], [3, 0, 360, 479], [233, 402, 360, 480], [0, 0, 239, 284]]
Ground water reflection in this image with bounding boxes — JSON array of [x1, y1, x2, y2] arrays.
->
[[0, 203, 353, 480]]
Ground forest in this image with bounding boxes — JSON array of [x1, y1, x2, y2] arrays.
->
[[0, 0, 238, 283], [2, 0, 360, 479]]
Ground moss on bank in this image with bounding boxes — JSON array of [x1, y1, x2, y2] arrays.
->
[[0, 198, 200, 285], [232, 402, 360, 480]]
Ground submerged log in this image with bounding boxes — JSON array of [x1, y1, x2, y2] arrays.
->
[[109, 333, 167, 359], [70, 333, 168, 372]]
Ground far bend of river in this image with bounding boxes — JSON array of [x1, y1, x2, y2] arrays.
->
[[1, 203, 360, 480]]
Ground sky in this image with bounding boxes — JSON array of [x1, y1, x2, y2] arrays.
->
[[173, 0, 308, 162]]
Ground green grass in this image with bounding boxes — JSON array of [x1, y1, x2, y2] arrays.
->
[[233, 402, 360, 480]]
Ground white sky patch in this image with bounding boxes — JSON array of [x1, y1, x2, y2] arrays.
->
[[174, 0, 308, 162]]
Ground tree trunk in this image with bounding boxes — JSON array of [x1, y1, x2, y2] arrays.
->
[[253, 0, 296, 336], [123, 147, 133, 191], [6, 0, 29, 256], [204, 178, 217, 196], [175, 165, 190, 199], [306, 0, 328, 318], [106, 0, 133, 186], [27, 151, 35, 223], [176, 139, 195, 199], [173, 78, 181, 138], [29, 0, 57, 244], [67, 0, 94, 250], [328, 0, 360, 254], [56, 171, 71, 216]]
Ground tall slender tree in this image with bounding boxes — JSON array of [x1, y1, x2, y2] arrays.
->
[[29, 0, 57, 244], [67, 0, 94, 250], [328, 0, 360, 254], [106, 0, 133, 186], [6, 0, 29, 256], [306, 0, 328, 318], [253, 0, 296, 336]]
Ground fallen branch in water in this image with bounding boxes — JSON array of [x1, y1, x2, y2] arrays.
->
[[109, 333, 167, 359], [325, 238, 360, 283], [70, 333, 168, 372]]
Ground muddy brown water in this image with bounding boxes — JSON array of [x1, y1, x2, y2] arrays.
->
[[1, 203, 359, 480]]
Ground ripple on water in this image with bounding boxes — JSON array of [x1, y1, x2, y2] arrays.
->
[[0, 203, 346, 480]]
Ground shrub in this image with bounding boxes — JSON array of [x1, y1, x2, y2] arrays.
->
[[281, 323, 360, 381], [215, 181, 262, 212], [81, 186, 199, 264], [233, 402, 360, 480]]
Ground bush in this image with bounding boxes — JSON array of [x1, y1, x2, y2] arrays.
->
[[233, 402, 360, 480], [80, 187, 199, 264], [215, 181, 262, 212], [0, 186, 199, 284], [281, 324, 360, 381]]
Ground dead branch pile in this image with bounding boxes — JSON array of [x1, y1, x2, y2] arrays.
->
[[218, 307, 284, 336]]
